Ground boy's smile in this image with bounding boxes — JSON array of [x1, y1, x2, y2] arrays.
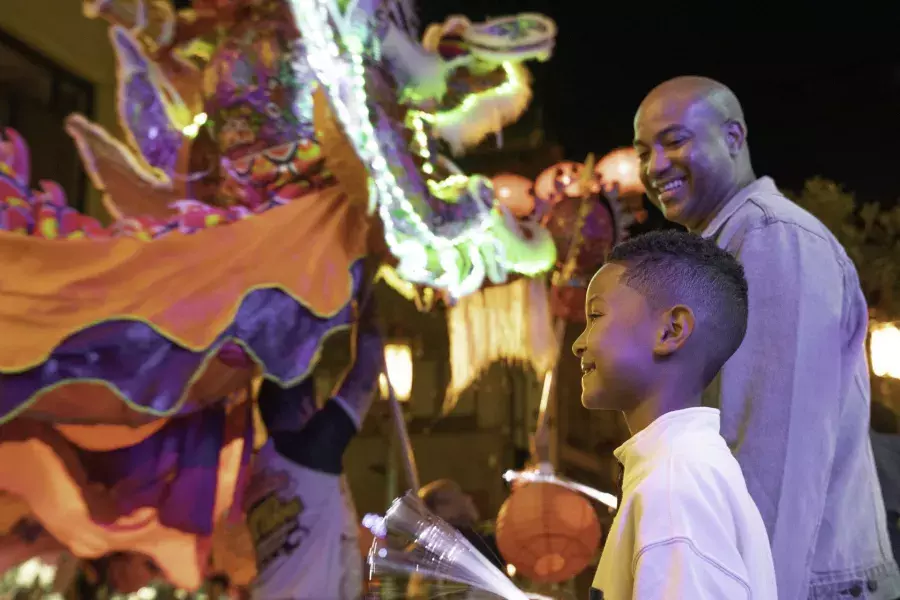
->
[[581, 361, 596, 378], [572, 263, 658, 411]]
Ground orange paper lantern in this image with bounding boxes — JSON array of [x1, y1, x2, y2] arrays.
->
[[595, 147, 644, 196], [495, 482, 601, 583], [533, 161, 586, 203], [491, 173, 536, 217]]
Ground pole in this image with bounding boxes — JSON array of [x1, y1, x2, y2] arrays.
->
[[532, 153, 597, 467], [385, 422, 398, 506], [385, 381, 420, 492]]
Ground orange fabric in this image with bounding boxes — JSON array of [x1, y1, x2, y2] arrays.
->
[[56, 419, 170, 451], [0, 406, 250, 591], [0, 186, 368, 372], [210, 512, 258, 586], [0, 492, 30, 534], [20, 357, 254, 428]]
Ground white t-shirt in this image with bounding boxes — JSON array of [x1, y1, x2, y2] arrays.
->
[[591, 407, 777, 600], [246, 440, 348, 599], [338, 475, 363, 600]]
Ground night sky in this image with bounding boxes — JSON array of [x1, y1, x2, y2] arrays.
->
[[420, 1, 900, 207]]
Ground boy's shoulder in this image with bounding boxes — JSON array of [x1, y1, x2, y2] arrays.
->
[[627, 447, 750, 547], [630, 442, 741, 513]]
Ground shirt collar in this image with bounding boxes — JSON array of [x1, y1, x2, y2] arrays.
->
[[613, 407, 720, 472], [699, 176, 779, 238]]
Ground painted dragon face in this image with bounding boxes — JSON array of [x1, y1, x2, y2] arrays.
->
[[81, 1, 559, 299]]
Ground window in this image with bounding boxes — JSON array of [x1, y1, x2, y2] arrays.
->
[[0, 29, 94, 212]]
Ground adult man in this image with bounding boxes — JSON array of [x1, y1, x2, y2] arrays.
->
[[632, 75, 900, 599]]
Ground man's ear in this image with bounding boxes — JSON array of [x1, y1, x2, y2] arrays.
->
[[723, 119, 747, 157], [653, 305, 694, 356]]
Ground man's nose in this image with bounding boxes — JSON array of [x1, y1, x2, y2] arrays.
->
[[647, 147, 672, 177]]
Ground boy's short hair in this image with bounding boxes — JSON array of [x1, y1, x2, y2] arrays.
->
[[608, 230, 749, 384]]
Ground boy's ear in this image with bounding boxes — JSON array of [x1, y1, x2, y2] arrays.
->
[[653, 305, 694, 356]]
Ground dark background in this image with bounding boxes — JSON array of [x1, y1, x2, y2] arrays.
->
[[418, 0, 900, 207]]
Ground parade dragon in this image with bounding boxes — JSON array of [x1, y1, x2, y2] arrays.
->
[[0, 0, 558, 589]]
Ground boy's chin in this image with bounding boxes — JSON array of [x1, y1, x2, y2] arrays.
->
[[582, 385, 633, 411], [581, 389, 612, 410]]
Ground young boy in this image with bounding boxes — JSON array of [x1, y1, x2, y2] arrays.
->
[[245, 280, 382, 599], [573, 231, 776, 599]]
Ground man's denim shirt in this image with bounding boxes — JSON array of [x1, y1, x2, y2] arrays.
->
[[700, 177, 900, 599]]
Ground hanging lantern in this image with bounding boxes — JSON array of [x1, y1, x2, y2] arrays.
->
[[595, 147, 644, 196], [536, 156, 625, 323], [871, 322, 900, 380], [381, 343, 413, 401], [542, 196, 617, 281], [491, 173, 536, 217], [533, 161, 586, 203], [495, 482, 601, 583]]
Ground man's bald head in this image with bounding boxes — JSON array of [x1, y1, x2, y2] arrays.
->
[[633, 76, 756, 231], [637, 76, 746, 130]]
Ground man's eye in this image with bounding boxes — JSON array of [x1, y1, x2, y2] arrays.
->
[[588, 313, 603, 320], [664, 137, 688, 148]]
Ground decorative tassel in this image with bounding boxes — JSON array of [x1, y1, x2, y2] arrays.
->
[[445, 278, 557, 414]]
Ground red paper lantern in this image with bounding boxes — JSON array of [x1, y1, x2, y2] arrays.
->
[[550, 285, 588, 323], [491, 173, 536, 217], [495, 483, 601, 583], [595, 147, 644, 196], [542, 196, 617, 281]]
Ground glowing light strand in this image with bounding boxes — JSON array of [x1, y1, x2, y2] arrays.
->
[[503, 468, 618, 510], [415, 61, 525, 131], [290, 0, 548, 298]]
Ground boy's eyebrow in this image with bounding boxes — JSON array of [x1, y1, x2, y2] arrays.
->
[[586, 296, 606, 310]]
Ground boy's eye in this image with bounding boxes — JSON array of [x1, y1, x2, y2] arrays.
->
[[588, 313, 603, 321]]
